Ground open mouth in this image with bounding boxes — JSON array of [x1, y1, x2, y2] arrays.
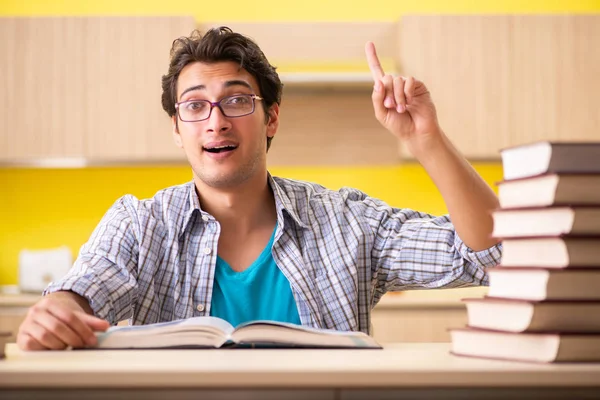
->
[[203, 145, 238, 154]]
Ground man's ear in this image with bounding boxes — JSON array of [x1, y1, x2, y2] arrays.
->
[[266, 103, 280, 139], [171, 115, 183, 148]]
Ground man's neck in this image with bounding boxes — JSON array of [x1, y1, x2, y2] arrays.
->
[[194, 172, 276, 235]]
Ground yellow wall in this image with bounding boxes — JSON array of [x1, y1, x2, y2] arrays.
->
[[3, 0, 599, 20], [0, 164, 503, 285], [1, 0, 598, 285]]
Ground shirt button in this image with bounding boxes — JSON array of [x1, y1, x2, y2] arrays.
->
[[203, 248, 212, 255], [196, 304, 205, 312], [201, 215, 209, 222]]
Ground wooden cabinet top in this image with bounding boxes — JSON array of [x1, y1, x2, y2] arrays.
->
[[0, 294, 40, 308]]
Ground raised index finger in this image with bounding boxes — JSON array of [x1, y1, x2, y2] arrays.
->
[[365, 42, 385, 81]]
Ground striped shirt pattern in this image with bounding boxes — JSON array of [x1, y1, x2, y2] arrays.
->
[[45, 175, 502, 333]]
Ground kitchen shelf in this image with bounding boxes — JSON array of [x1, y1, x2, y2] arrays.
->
[[279, 71, 400, 91], [0, 158, 188, 169]]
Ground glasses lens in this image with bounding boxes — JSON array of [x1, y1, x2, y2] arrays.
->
[[221, 95, 254, 117], [179, 100, 210, 121]]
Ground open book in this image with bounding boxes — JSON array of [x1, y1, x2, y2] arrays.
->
[[94, 317, 381, 349]]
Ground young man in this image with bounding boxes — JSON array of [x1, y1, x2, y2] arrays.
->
[[17, 27, 501, 351]]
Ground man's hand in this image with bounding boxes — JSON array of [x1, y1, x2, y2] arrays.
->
[[366, 42, 500, 252], [17, 292, 110, 351], [366, 42, 442, 154]]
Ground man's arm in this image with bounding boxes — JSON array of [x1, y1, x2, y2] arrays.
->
[[45, 290, 95, 315], [409, 134, 499, 251], [365, 42, 499, 251], [18, 195, 141, 351]]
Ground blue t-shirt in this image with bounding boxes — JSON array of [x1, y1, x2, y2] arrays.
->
[[210, 227, 301, 327]]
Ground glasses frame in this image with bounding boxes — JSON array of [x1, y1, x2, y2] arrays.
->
[[174, 94, 263, 122]]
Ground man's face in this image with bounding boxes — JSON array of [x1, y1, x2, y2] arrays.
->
[[172, 61, 279, 189]]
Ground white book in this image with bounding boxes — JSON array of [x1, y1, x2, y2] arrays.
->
[[492, 207, 600, 238], [500, 141, 600, 181], [463, 297, 600, 333], [498, 174, 600, 209], [94, 317, 381, 349], [451, 328, 600, 363], [501, 237, 600, 268], [487, 268, 600, 301]]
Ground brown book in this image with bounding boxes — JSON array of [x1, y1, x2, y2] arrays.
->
[[501, 236, 600, 268], [450, 328, 600, 363], [498, 174, 600, 209], [500, 141, 600, 181], [487, 268, 600, 301], [492, 206, 600, 238], [463, 297, 600, 333]]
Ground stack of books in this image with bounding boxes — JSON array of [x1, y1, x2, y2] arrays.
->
[[451, 141, 600, 363]]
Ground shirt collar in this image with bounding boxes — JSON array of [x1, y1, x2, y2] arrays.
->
[[268, 173, 309, 230], [180, 175, 308, 237], [179, 181, 203, 238]]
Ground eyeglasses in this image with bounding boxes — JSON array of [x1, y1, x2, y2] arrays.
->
[[175, 94, 263, 122]]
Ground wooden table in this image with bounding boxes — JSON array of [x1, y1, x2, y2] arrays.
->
[[1, 343, 599, 399]]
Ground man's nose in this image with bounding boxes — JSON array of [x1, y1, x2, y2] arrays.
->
[[206, 105, 232, 133]]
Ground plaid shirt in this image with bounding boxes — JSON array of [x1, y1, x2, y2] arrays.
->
[[45, 175, 502, 333]]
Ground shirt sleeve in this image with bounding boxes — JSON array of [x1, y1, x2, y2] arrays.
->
[[43, 195, 141, 325], [346, 189, 502, 297]]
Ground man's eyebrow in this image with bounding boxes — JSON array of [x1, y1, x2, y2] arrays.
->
[[178, 80, 253, 100], [223, 80, 253, 90], [179, 85, 205, 100]]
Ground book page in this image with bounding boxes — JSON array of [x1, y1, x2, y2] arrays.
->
[[104, 316, 235, 336], [235, 320, 356, 335], [232, 321, 381, 348], [95, 317, 236, 349]]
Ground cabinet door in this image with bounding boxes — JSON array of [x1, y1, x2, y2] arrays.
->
[[83, 17, 193, 162], [0, 18, 87, 161], [509, 16, 600, 145], [371, 306, 468, 343], [398, 15, 600, 159], [269, 88, 400, 166], [0, 17, 195, 163]]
